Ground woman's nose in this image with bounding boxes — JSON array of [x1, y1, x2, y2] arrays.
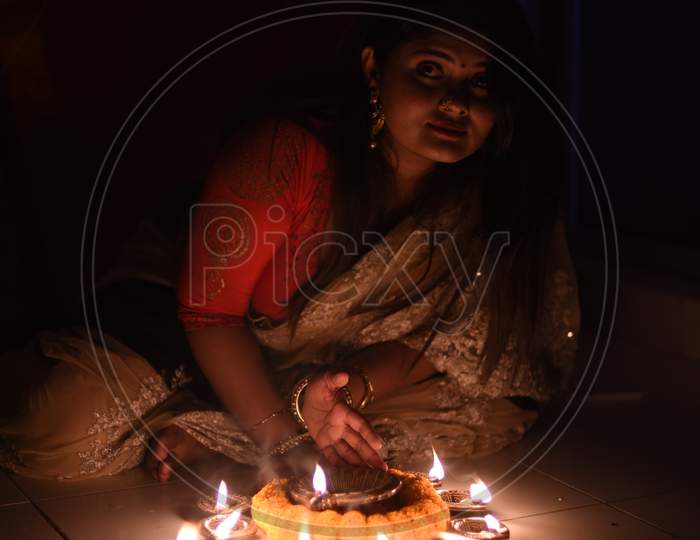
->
[[438, 92, 470, 116], [439, 83, 473, 115]]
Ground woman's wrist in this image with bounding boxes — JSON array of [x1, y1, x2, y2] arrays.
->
[[249, 410, 302, 452]]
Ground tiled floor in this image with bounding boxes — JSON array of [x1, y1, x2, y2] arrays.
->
[[0, 390, 695, 538], [2, 393, 694, 540]]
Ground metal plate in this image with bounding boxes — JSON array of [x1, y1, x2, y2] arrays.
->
[[287, 466, 402, 509]]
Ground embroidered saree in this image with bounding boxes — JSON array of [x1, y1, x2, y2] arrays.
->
[[0, 116, 580, 480]]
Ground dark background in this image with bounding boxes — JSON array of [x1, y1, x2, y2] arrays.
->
[[1, 1, 697, 401]]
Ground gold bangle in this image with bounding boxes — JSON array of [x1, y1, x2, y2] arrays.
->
[[267, 431, 312, 457], [354, 368, 375, 410], [290, 376, 312, 430], [248, 407, 286, 431]]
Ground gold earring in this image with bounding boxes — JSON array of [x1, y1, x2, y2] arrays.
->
[[368, 86, 385, 149]]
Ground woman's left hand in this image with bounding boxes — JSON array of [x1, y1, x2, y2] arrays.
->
[[301, 371, 387, 470]]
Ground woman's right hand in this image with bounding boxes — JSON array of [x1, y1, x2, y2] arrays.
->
[[301, 371, 386, 470]]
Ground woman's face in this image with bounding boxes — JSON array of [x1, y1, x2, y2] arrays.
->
[[363, 31, 496, 166]]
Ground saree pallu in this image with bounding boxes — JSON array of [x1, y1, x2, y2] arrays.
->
[[0, 210, 580, 480]]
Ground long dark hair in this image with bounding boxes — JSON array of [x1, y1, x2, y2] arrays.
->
[[252, 0, 567, 389]]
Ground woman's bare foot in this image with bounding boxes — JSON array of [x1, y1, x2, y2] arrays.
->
[[144, 425, 217, 482]]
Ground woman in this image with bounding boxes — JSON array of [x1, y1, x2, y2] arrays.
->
[[0, 1, 580, 483]]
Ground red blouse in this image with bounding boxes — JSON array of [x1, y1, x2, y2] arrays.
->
[[176, 116, 333, 331]]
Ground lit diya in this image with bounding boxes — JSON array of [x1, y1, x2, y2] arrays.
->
[[408, 445, 446, 488], [449, 514, 510, 539], [194, 480, 257, 539], [202, 508, 258, 540], [198, 480, 250, 514], [437, 478, 493, 514]]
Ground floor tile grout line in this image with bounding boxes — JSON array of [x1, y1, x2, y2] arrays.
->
[[0, 500, 30, 509], [453, 455, 684, 537], [499, 501, 608, 522], [501, 501, 679, 537], [604, 488, 678, 504], [529, 466, 685, 514], [519, 469, 682, 539], [603, 501, 682, 539], [525, 466, 607, 503], [6, 475, 71, 540]]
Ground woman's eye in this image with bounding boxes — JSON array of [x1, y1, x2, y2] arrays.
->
[[416, 62, 443, 79]]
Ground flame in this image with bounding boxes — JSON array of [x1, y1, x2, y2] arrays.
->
[[298, 531, 311, 540], [176, 523, 199, 540], [484, 514, 501, 531], [377, 533, 389, 540], [216, 480, 228, 510], [428, 446, 445, 480], [214, 509, 241, 539], [312, 463, 327, 494], [469, 480, 492, 503]]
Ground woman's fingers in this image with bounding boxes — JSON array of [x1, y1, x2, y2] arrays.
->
[[316, 423, 363, 466], [313, 405, 386, 470], [328, 403, 383, 452], [332, 439, 366, 467], [333, 371, 350, 388], [339, 426, 387, 470], [319, 371, 349, 401], [145, 437, 167, 479], [144, 428, 182, 482], [342, 408, 383, 450]]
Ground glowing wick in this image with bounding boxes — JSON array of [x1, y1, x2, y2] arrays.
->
[[216, 480, 228, 510], [428, 446, 445, 481], [484, 514, 501, 531], [470, 479, 493, 504], [214, 509, 241, 539], [312, 463, 327, 494]]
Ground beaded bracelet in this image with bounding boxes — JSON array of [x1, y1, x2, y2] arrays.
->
[[248, 407, 286, 431], [267, 431, 312, 457]]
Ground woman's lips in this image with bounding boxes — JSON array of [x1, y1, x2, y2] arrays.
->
[[427, 122, 468, 138]]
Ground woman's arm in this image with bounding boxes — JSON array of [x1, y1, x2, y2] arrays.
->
[[177, 117, 384, 467], [185, 325, 300, 452], [177, 117, 316, 452], [298, 341, 433, 469], [188, 325, 387, 470]]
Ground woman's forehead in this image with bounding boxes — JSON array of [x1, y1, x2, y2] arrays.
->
[[397, 31, 492, 67]]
